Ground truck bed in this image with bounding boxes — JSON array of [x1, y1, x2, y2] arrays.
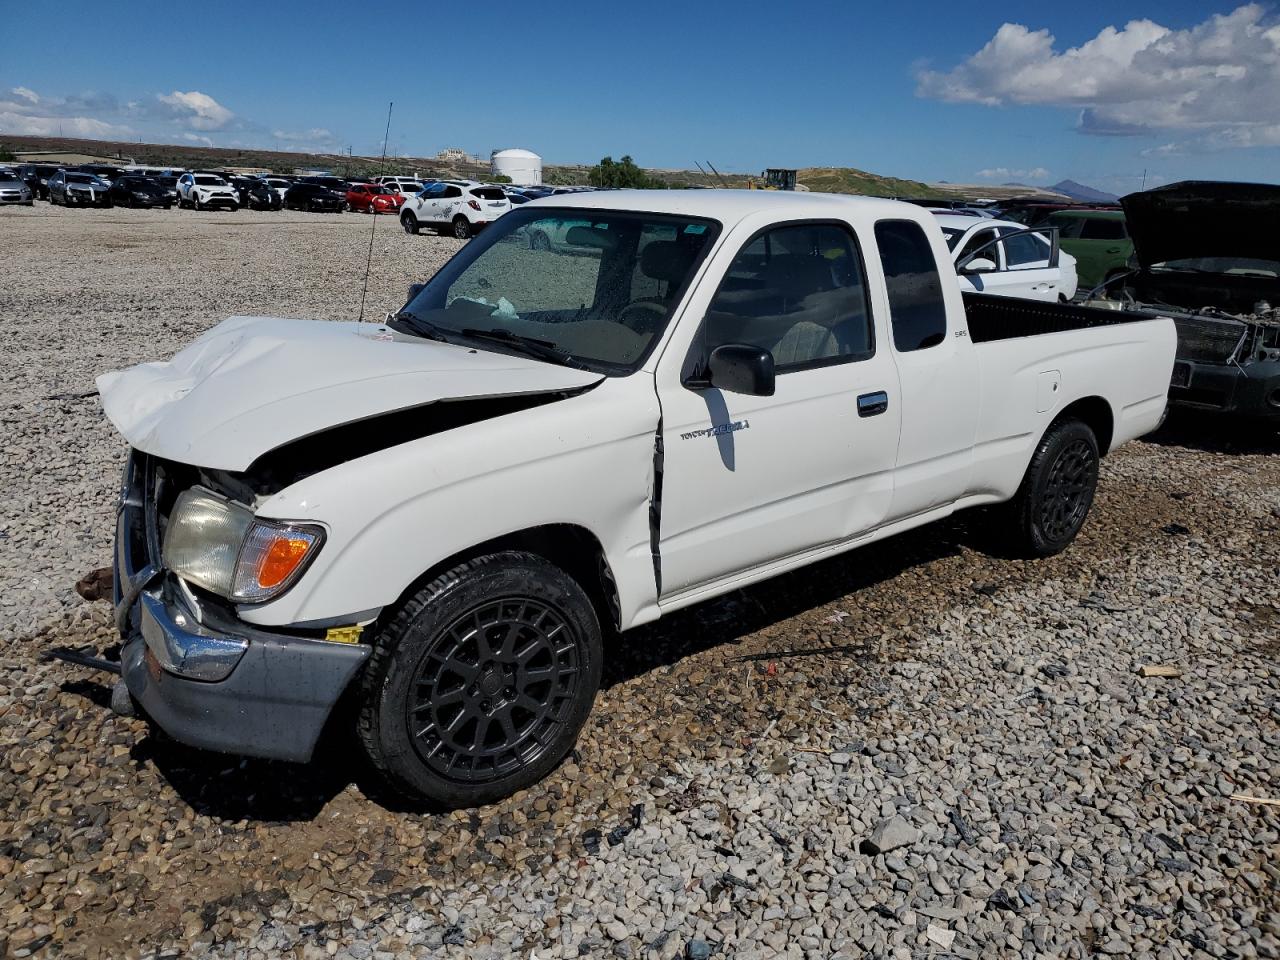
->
[[963, 292, 1156, 343]]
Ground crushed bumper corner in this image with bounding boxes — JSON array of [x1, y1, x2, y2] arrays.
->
[[122, 594, 370, 763]]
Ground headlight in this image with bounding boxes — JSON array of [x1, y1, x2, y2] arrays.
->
[[163, 487, 324, 602]]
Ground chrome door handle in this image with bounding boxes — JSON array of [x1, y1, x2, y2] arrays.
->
[[858, 391, 889, 417]]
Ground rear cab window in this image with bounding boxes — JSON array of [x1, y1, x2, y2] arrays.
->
[[874, 220, 949, 352]]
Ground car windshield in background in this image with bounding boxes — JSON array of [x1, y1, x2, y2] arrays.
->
[[397, 208, 720, 373], [472, 187, 506, 200], [1150, 256, 1280, 278], [939, 227, 964, 250], [65, 174, 95, 184], [194, 175, 225, 185]]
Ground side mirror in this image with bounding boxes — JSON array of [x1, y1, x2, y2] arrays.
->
[[708, 344, 775, 397], [406, 283, 425, 304], [962, 257, 996, 274]]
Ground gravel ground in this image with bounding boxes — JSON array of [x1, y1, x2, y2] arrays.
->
[[1, 203, 1278, 959]]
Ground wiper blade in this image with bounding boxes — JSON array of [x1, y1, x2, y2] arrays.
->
[[458, 327, 581, 367], [387, 310, 448, 342]]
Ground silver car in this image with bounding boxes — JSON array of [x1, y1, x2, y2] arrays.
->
[[0, 173, 34, 206]]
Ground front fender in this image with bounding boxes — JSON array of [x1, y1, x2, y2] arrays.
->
[[238, 376, 661, 631]]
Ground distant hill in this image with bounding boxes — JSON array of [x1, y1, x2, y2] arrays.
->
[[0, 133, 933, 197], [1047, 179, 1119, 203], [796, 167, 932, 198]]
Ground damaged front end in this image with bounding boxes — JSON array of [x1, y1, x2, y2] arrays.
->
[[110, 449, 372, 762], [1110, 298, 1280, 419], [1089, 181, 1280, 420], [91, 314, 606, 762]]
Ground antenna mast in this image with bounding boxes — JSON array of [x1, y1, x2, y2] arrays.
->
[[358, 101, 394, 322]]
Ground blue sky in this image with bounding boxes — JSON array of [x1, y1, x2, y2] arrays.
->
[[2, 1, 1277, 194]]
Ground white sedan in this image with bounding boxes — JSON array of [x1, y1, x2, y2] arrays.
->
[[935, 214, 1078, 302]]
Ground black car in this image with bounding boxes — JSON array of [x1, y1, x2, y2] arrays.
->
[[108, 176, 173, 209], [283, 183, 344, 212], [299, 175, 351, 196], [242, 179, 282, 211], [77, 164, 126, 185], [16, 164, 60, 199], [153, 175, 181, 205]]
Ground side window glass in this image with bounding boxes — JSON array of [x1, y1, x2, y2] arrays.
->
[[1054, 217, 1084, 239], [1001, 231, 1048, 267], [1080, 218, 1126, 241], [957, 229, 998, 267], [874, 220, 948, 352], [704, 223, 873, 372]]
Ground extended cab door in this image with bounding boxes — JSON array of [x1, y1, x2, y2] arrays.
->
[[655, 219, 901, 602], [871, 219, 979, 520]]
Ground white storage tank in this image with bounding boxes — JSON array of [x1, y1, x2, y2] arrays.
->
[[491, 148, 542, 186]]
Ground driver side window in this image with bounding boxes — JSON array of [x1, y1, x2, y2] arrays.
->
[[703, 223, 874, 373]]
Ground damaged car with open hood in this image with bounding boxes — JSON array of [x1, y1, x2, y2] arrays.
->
[[1085, 181, 1280, 422], [85, 190, 1176, 808]]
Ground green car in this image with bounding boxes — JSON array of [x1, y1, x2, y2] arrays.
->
[[1046, 210, 1133, 291]]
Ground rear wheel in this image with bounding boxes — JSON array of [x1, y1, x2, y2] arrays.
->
[[995, 418, 1099, 557], [452, 216, 472, 240], [401, 212, 419, 235], [357, 551, 602, 808]]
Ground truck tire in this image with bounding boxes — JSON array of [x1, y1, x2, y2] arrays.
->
[[996, 418, 1099, 558], [357, 551, 602, 808]]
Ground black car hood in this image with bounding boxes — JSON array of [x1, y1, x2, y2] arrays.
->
[[1121, 181, 1280, 268]]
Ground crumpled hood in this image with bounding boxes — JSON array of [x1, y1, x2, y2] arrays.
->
[[1121, 180, 1280, 268], [97, 316, 602, 471]]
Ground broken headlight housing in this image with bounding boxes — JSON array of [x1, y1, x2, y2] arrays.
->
[[162, 487, 324, 603]]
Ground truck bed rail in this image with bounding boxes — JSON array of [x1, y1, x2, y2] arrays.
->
[[964, 292, 1158, 344]]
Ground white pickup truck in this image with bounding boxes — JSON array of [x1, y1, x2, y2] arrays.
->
[[94, 190, 1175, 808]]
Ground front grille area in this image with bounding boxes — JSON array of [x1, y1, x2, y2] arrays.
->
[[1173, 316, 1246, 363]]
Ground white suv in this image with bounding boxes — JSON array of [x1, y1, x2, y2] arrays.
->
[[400, 181, 511, 239], [177, 173, 239, 211], [375, 177, 425, 197]]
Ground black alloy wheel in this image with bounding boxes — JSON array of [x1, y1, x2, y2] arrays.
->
[[1037, 437, 1096, 543], [406, 597, 582, 782], [996, 417, 1099, 557], [358, 551, 602, 808], [452, 216, 471, 240]]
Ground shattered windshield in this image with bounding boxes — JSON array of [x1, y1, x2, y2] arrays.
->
[[398, 208, 720, 373], [1151, 257, 1280, 278]]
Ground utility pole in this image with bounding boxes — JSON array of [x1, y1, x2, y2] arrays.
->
[[1141, 168, 1147, 190]]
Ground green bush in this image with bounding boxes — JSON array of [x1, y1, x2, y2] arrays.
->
[[588, 155, 664, 190]]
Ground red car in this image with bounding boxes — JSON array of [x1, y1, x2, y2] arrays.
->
[[345, 182, 406, 214]]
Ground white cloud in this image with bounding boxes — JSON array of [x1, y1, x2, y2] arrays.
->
[[0, 87, 133, 138], [182, 132, 215, 147], [976, 166, 1050, 181], [917, 4, 1280, 149], [154, 90, 234, 130], [272, 127, 334, 143]]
